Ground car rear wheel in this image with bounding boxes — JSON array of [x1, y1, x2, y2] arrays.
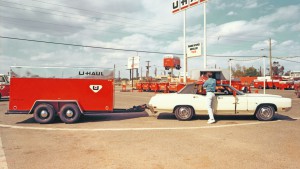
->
[[34, 103, 56, 124], [255, 105, 275, 121], [59, 104, 81, 124], [174, 106, 194, 121]]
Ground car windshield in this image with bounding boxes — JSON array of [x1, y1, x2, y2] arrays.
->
[[177, 84, 198, 94], [178, 83, 245, 95]]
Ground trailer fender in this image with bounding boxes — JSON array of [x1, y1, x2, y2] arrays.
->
[[29, 100, 83, 114]]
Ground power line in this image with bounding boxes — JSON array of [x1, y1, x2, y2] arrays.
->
[[208, 55, 261, 58], [230, 57, 261, 62], [0, 15, 124, 35], [1, 35, 299, 61], [30, 0, 179, 28], [274, 58, 300, 63], [0, 1, 180, 34], [0, 35, 182, 55], [273, 56, 300, 59]]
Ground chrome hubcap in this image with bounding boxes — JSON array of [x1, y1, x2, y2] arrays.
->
[[66, 110, 74, 118], [260, 107, 272, 118], [178, 107, 191, 119], [40, 110, 49, 118]]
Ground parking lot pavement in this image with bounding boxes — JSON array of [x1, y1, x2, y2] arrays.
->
[[0, 89, 299, 169]]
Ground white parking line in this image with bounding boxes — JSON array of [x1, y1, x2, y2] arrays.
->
[[0, 118, 299, 132], [0, 136, 8, 169]]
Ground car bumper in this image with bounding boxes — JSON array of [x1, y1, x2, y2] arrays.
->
[[145, 104, 156, 116]]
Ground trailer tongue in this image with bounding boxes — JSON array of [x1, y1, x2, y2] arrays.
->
[[6, 66, 131, 124]]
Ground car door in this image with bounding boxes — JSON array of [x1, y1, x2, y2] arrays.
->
[[215, 93, 248, 115], [215, 94, 236, 114]]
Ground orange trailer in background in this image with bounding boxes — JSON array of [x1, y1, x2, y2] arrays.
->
[[0, 74, 10, 100], [295, 81, 300, 98]]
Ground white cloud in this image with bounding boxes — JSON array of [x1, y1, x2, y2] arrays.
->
[[227, 11, 237, 16], [257, 5, 300, 24], [251, 39, 278, 51], [244, 0, 258, 9], [291, 23, 300, 31]]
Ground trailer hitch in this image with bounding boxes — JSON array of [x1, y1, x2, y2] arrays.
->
[[113, 104, 147, 113]]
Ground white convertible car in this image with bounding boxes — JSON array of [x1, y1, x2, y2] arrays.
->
[[146, 83, 292, 121]]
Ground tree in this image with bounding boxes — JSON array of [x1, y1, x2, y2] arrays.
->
[[245, 66, 259, 76], [271, 61, 284, 76], [284, 70, 291, 76], [232, 64, 245, 77], [232, 64, 260, 77]]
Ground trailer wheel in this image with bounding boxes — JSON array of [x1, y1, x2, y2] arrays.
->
[[59, 104, 81, 124], [255, 105, 275, 121], [174, 106, 194, 121], [34, 103, 56, 124]]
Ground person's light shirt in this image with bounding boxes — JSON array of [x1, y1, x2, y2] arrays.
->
[[203, 78, 216, 92]]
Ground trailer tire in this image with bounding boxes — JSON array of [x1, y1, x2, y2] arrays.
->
[[34, 103, 56, 124], [59, 104, 81, 124]]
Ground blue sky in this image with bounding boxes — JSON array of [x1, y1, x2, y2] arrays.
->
[[0, 0, 299, 77]]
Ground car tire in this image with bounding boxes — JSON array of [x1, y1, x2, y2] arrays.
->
[[255, 105, 275, 121], [59, 104, 81, 124], [34, 103, 56, 124], [174, 106, 194, 121]]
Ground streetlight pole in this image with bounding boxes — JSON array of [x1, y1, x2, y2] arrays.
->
[[203, 1, 207, 69], [183, 10, 187, 83], [263, 56, 266, 94], [229, 59, 233, 86], [269, 38, 272, 78]]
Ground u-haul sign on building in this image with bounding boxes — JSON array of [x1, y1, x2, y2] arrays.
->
[[172, 0, 207, 14]]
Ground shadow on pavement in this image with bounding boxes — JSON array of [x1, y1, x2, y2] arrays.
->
[[0, 99, 9, 102], [80, 112, 148, 123], [17, 111, 149, 124], [16, 112, 297, 124], [156, 113, 298, 121], [275, 114, 297, 121]]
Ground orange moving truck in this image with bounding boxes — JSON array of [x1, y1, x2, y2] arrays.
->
[[163, 55, 181, 70], [7, 66, 115, 124]]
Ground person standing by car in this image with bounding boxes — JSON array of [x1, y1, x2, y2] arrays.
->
[[203, 72, 216, 124]]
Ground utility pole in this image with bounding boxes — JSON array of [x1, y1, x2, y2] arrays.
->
[[140, 67, 143, 80], [229, 59, 233, 86], [269, 38, 272, 78], [145, 61, 150, 80], [203, 1, 207, 69], [113, 64, 116, 80]]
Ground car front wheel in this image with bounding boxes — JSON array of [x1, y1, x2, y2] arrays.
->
[[174, 106, 194, 121], [255, 105, 275, 121]]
